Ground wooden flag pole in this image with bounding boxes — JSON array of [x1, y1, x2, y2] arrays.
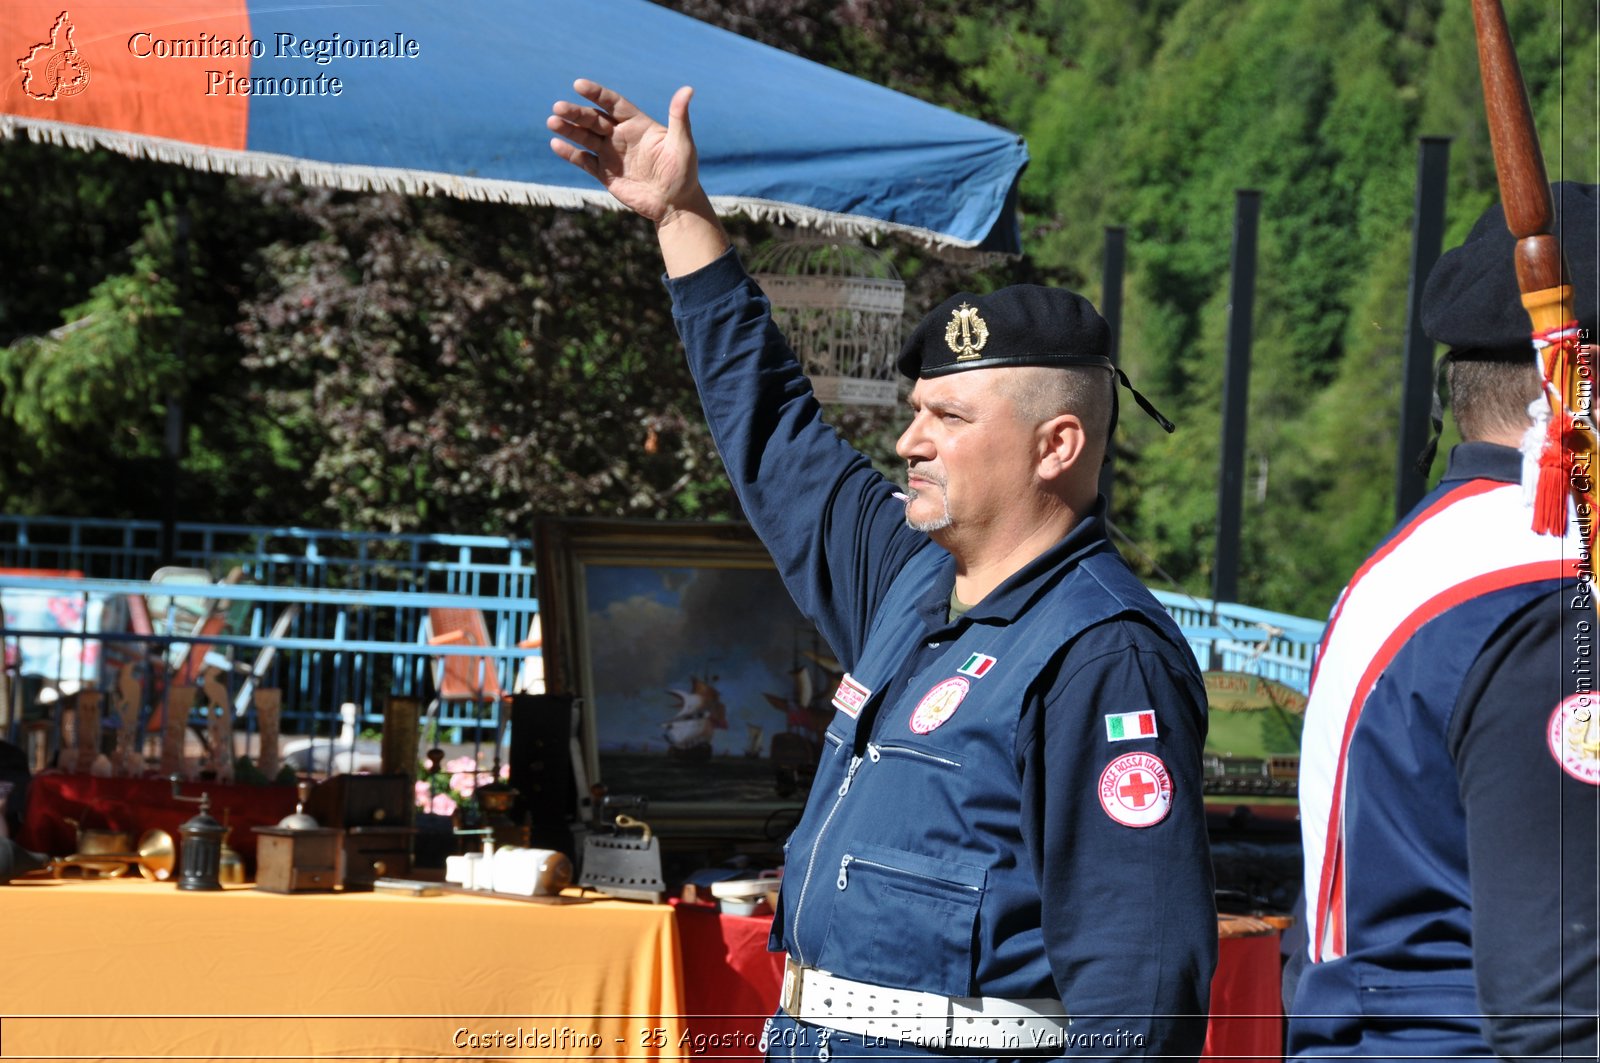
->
[[1472, 0, 1595, 581]]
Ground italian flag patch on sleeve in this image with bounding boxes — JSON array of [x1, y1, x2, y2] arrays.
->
[[1105, 710, 1157, 742]]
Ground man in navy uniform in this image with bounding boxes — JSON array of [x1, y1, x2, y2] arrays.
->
[[1289, 183, 1600, 1059], [548, 82, 1216, 1059]]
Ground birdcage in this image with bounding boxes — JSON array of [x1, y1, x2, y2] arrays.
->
[[749, 237, 906, 407]]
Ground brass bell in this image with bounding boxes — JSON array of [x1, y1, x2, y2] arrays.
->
[[217, 809, 248, 886], [219, 830, 247, 886]]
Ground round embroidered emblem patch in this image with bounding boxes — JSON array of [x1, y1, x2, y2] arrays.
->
[[1097, 752, 1173, 828], [1547, 694, 1600, 785], [909, 676, 969, 734]]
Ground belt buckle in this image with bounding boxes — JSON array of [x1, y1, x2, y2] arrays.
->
[[780, 957, 804, 1017]]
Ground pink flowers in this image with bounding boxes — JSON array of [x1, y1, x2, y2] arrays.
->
[[414, 781, 457, 816], [448, 755, 491, 797], [415, 755, 510, 814]]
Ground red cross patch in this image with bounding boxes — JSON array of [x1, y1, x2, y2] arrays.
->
[[1097, 752, 1173, 828]]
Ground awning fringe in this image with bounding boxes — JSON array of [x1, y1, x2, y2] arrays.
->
[[2, 113, 1006, 259]]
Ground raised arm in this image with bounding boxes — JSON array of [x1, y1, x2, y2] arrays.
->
[[547, 80, 728, 277], [549, 80, 924, 664]]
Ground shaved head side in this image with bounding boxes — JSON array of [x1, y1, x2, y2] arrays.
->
[[998, 365, 1114, 447], [1447, 355, 1542, 443]]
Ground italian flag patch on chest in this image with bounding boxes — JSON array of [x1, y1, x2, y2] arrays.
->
[[1105, 710, 1157, 742], [957, 653, 997, 678]]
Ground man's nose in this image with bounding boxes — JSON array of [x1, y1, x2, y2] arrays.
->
[[896, 414, 932, 461]]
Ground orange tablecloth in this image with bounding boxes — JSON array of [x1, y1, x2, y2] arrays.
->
[[1, 877, 686, 1063]]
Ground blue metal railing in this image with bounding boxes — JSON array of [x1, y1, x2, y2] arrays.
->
[[1, 516, 540, 737], [1, 516, 1326, 755], [0, 574, 541, 740], [1151, 588, 1324, 691], [0, 514, 534, 592]]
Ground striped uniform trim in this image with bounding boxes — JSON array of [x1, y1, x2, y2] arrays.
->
[[1299, 481, 1578, 962]]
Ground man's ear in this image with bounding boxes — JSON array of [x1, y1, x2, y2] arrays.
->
[[1036, 413, 1089, 482]]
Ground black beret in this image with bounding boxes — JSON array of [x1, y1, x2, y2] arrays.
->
[[1422, 181, 1598, 352], [897, 284, 1111, 379]]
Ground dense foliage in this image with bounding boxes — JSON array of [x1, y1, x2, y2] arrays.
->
[[1, 0, 1595, 619]]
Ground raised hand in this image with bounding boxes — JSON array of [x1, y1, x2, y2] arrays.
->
[[547, 79, 729, 276], [548, 79, 702, 224]]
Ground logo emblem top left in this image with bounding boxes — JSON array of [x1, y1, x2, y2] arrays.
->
[[19, 11, 91, 101]]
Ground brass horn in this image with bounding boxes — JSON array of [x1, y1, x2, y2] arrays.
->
[[135, 829, 176, 881]]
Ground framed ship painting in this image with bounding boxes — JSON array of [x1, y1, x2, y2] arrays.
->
[[536, 518, 832, 829]]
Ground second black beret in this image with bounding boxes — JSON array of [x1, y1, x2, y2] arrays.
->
[[1422, 181, 1598, 352]]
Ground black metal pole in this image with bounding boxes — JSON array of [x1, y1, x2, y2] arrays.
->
[[1099, 225, 1126, 511], [160, 402, 182, 566], [1396, 137, 1452, 518], [160, 195, 192, 568], [1213, 190, 1261, 607]]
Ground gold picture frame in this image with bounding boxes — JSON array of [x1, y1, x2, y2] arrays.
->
[[536, 518, 829, 836]]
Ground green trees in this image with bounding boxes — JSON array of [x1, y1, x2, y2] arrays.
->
[[234, 191, 723, 532], [1, 0, 1594, 618], [0, 159, 318, 522], [960, 0, 1595, 615]]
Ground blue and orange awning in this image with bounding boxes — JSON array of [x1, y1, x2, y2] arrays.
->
[[1, 1, 1029, 253]]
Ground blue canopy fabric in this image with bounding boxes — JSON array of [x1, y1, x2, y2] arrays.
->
[[1, 0, 1029, 252]]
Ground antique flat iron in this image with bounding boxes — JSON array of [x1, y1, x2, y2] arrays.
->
[[579, 799, 665, 903]]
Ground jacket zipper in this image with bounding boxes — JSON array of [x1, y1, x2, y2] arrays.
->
[[866, 741, 960, 768], [790, 753, 863, 966], [837, 852, 981, 892]]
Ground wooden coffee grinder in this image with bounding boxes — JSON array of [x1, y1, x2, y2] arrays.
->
[[253, 780, 340, 893], [305, 774, 415, 889]]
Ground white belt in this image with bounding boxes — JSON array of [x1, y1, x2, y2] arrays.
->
[[780, 958, 1071, 1052]]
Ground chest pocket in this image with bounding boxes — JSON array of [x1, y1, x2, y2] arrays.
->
[[868, 739, 963, 770], [818, 841, 986, 996]]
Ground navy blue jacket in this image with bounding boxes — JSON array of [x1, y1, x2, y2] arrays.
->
[[1290, 443, 1599, 1060], [667, 251, 1216, 1058]]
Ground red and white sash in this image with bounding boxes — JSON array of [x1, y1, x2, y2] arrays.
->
[[1300, 481, 1580, 961]]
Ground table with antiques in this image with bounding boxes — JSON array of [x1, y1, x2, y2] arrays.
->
[[5, 877, 1282, 1063], [11, 771, 1289, 1062]]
